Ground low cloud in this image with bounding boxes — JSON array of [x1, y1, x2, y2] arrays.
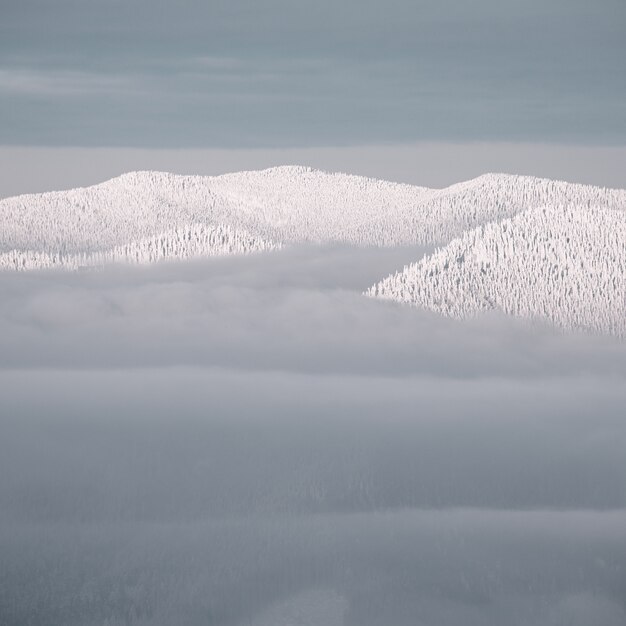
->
[[1, 245, 626, 625], [1, 245, 625, 377]]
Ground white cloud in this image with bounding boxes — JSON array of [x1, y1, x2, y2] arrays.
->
[[0, 67, 138, 97]]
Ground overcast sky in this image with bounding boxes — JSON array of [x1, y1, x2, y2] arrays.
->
[[2, 0, 625, 148], [1, 1, 625, 193]]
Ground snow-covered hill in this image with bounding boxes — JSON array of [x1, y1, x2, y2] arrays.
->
[[2, 166, 625, 270], [0, 224, 278, 271], [368, 205, 626, 336]]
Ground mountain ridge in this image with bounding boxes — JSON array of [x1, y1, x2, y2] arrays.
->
[[1, 167, 625, 272], [368, 204, 626, 336]]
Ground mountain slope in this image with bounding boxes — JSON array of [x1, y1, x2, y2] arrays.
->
[[368, 205, 626, 336], [2, 167, 625, 270], [0, 224, 279, 271]]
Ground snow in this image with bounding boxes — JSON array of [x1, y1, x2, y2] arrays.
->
[[3, 166, 625, 270], [0, 223, 278, 271], [368, 205, 626, 336]]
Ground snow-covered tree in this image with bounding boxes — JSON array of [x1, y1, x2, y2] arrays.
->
[[368, 205, 626, 336]]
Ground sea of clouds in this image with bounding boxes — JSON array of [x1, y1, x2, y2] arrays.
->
[[1, 245, 625, 625]]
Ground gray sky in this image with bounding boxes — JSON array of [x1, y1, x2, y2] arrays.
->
[[1, 0, 625, 148], [3, 143, 626, 198]]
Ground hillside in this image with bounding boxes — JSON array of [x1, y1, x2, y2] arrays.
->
[[0, 223, 278, 271], [368, 205, 626, 336], [2, 167, 625, 270]]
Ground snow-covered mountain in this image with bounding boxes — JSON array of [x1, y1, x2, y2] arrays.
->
[[3, 166, 625, 270], [368, 205, 626, 336], [0, 223, 278, 271]]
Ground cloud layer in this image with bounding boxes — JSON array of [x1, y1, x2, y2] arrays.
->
[[1, 245, 626, 624], [1, 245, 625, 376]]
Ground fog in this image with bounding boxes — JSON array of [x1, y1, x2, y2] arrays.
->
[[1, 245, 626, 625], [1, 245, 625, 377]]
